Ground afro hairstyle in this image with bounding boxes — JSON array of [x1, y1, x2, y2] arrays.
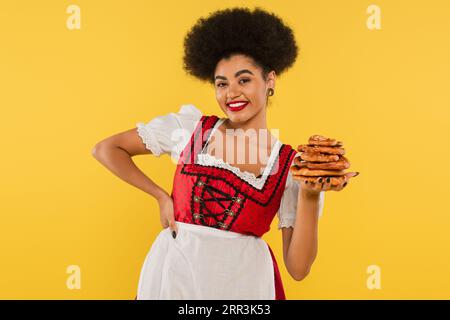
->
[[182, 7, 299, 84]]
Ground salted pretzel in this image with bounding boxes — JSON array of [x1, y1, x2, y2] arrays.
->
[[294, 155, 350, 170], [290, 135, 355, 188], [299, 152, 340, 162], [308, 135, 343, 147], [290, 166, 346, 177], [297, 144, 345, 156]]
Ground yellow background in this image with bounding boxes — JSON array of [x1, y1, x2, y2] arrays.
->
[[1, 0, 449, 299]]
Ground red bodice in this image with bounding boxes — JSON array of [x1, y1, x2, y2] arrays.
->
[[171, 114, 297, 238]]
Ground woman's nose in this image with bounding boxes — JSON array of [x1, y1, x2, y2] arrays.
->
[[226, 82, 241, 99]]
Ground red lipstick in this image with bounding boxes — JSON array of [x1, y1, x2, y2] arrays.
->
[[226, 101, 249, 112]]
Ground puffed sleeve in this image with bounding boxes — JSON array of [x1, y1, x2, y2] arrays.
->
[[136, 104, 202, 161], [277, 155, 325, 230]]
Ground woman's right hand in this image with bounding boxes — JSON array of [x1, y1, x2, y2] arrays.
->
[[157, 194, 178, 238]]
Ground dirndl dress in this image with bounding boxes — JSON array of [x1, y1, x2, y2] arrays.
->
[[135, 104, 325, 299]]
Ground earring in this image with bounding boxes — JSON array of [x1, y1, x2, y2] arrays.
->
[[267, 88, 274, 96]]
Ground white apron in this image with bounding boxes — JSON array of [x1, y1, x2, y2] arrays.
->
[[137, 221, 275, 299]]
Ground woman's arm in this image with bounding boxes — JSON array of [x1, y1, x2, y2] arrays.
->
[[91, 128, 169, 201], [281, 189, 321, 281]]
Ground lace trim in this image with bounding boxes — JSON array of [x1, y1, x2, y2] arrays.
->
[[196, 141, 281, 190], [277, 191, 325, 229], [136, 123, 162, 156], [318, 191, 325, 217], [277, 216, 296, 230]]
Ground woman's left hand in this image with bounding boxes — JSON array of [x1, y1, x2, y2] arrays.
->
[[294, 171, 359, 193], [292, 135, 359, 193]]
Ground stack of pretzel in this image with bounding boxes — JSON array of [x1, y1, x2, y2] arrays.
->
[[290, 135, 351, 186]]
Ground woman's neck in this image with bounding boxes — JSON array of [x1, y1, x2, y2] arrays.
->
[[224, 108, 267, 131], [222, 108, 277, 149]]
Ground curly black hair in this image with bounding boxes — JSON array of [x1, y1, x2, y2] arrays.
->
[[182, 7, 299, 84]]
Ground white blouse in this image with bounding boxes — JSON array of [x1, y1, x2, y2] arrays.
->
[[136, 104, 325, 230]]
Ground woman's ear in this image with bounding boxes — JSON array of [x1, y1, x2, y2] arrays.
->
[[267, 70, 276, 90]]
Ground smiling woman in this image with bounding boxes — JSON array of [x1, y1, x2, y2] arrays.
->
[[136, 7, 320, 300], [94, 6, 325, 301]]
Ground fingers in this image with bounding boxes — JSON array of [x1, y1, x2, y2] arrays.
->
[[296, 172, 360, 192], [307, 178, 322, 192], [169, 217, 178, 239], [349, 171, 359, 179], [331, 172, 359, 191], [295, 176, 333, 192], [322, 176, 333, 191], [331, 175, 347, 191], [316, 176, 337, 191]]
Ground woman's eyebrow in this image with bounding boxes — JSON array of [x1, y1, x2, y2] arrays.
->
[[214, 69, 254, 81]]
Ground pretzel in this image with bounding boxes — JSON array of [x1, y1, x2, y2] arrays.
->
[[299, 152, 340, 162], [294, 155, 350, 170], [297, 144, 345, 156], [291, 135, 356, 188], [308, 135, 343, 147], [290, 166, 346, 177]]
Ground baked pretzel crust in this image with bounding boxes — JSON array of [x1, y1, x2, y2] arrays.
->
[[290, 166, 346, 176], [308, 135, 343, 147], [297, 144, 345, 155], [299, 152, 339, 162], [294, 155, 350, 170]]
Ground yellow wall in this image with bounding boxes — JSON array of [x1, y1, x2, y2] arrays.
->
[[1, 0, 449, 299]]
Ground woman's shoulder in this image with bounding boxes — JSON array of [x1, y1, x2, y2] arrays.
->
[[276, 138, 297, 157], [177, 104, 224, 123], [175, 103, 203, 119]]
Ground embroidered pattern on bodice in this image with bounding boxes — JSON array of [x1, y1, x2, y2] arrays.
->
[[195, 117, 282, 190], [172, 115, 297, 237]]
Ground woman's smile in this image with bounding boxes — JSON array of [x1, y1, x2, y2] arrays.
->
[[226, 101, 249, 112]]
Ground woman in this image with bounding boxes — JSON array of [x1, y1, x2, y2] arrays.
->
[[93, 7, 358, 299]]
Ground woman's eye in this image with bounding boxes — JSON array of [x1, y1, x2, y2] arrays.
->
[[216, 79, 250, 88]]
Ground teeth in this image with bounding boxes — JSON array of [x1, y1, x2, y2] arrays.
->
[[228, 102, 246, 107]]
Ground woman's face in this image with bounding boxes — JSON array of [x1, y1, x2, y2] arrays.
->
[[214, 54, 275, 124]]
